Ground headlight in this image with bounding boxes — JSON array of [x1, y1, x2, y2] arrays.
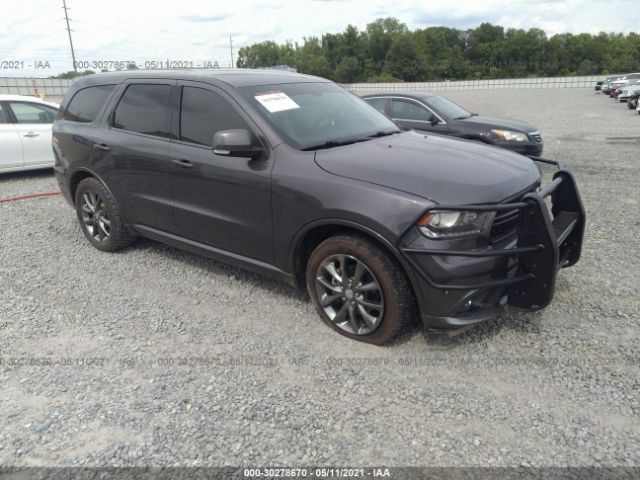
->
[[416, 210, 493, 239], [490, 129, 528, 142]]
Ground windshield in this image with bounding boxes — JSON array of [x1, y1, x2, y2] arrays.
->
[[422, 95, 472, 120], [238, 82, 399, 150]]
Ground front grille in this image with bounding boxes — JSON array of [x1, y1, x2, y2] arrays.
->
[[489, 208, 520, 243], [488, 184, 539, 243], [529, 132, 542, 143]]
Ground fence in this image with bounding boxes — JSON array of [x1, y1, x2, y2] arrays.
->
[[345, 75, 602, 94], [0, 77, 71, 101], [0, 74, 603, 102]]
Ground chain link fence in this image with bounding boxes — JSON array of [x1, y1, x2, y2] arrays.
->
[[0, 74, 604, 102], [345, 75, 603, 94]]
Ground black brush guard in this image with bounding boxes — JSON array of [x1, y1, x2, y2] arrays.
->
[[401, 157, 586, 311]]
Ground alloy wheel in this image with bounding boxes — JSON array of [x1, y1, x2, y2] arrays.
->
[[80, 190, 111, 242], [314, 254, 384, 335]]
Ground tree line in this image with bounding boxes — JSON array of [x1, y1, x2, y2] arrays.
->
[[236, 18, 640, 83]]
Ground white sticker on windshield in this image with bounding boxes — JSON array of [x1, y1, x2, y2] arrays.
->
[[254, 91, 300, 113]]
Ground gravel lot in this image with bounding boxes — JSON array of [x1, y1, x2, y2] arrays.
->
[[0, 88, 638, 468]]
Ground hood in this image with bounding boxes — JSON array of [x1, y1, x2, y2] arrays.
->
[[315, 131, 540, 205], [458, 115, 538, 133]]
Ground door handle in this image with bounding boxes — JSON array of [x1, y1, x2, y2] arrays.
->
[[94, 143, 111, 151], [172, 159, 194, 169], [23, 132, 40, 138]]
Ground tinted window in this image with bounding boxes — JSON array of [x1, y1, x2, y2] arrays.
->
[[9, 102, 58, 124], [422, 95, 471, 120], [64, 85, 115, 122], [180, 87, 251, 146], [113, 84, 171, 138], [391, 99, 432, 122], [0, 104, 7, 123], [238, 83, 398, 150], [364, 97, 387, 113]]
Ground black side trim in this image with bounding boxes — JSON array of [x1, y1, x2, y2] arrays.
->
[[132, 225, 295, 286]]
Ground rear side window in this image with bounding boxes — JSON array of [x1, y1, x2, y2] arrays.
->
[[113, 84, 171, 138], [0, 104, 7, 123], [64, 85, 115, 123], [9, 102, 58, 124], [179, 86, 251, 146], [364, 97, 387, 113]]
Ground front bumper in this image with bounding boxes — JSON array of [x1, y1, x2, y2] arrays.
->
[[493, 140, 543, 157], [400, 157, 585, 332]]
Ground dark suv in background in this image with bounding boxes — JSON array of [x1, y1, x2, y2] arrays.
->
[[53, 70, 584, 344], [362, 92, 544, 156]]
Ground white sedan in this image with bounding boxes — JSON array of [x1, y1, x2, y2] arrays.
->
[[0, 94, 59, 173]]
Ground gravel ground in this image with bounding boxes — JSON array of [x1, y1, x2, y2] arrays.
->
[[0, 88, 638, 468]]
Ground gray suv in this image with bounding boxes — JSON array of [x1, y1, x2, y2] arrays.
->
[[52, 70, 585, 344]]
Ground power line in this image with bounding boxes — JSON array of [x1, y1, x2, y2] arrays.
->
[[62, 0, 77, 73]]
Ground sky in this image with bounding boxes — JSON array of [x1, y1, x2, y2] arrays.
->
[[2, 0, 638, 76]]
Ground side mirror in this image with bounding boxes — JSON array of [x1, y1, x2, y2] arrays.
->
[[430, 116, 440, 126], [212, 129, 263, 159]]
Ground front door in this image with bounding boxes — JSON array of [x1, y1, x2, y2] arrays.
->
[[0, 103, 23, 169], [390, 98, 448, 134], [169, 82, 273, 263], [7, 101, 58, 166]]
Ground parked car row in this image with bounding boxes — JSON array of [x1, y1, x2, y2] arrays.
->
[[596, 73, 640, 113]]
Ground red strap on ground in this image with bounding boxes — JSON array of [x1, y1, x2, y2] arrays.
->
[[0, 191, 61, 204]]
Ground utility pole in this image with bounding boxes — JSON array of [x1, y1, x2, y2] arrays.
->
[[62, 0, 77, 74], [229, 35, 234, 68]]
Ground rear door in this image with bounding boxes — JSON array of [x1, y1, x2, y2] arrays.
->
[[0, 103, 23, 169], [390, 98, 448, 134], [7, 101, 58, 166], [168, 82, 273, 262], [97, 80, 178, 233]]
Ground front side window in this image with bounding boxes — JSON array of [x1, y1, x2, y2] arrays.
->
[[9, 102, 58, 124], [391, 99, 432, 122], [64, 85, 115, 123], [238, 82, 398, 150], [422, 95, 471, 120], [180, 87, 251, 146], [0, 104, 7, 123], [113, 84, 171, 138]]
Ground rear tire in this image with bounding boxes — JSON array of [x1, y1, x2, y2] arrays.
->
[[75, 178, 136, 252], [306, 234, 417, 345]]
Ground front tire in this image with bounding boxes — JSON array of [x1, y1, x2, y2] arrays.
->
[[306, 234, 417, 345], [75, 177, 136, 252]]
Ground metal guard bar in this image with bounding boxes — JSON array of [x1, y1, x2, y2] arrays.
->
[[399, 168, 582, 294]]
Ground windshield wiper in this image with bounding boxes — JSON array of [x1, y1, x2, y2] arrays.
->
[[301, 138, 367, 151], [366, 130, 401, 138], [301, 130, 401, 151]]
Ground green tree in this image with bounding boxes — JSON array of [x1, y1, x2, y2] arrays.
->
[[236, 41, 281, 68], [296, 37, 332, 78], [383, 36, 427, 81], [235, 18, 640, 82]]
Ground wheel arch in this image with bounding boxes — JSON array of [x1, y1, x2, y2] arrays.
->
[[69, 169, 95, 201], [68, 168, 128, 224], [289, 219, 426, 314]]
